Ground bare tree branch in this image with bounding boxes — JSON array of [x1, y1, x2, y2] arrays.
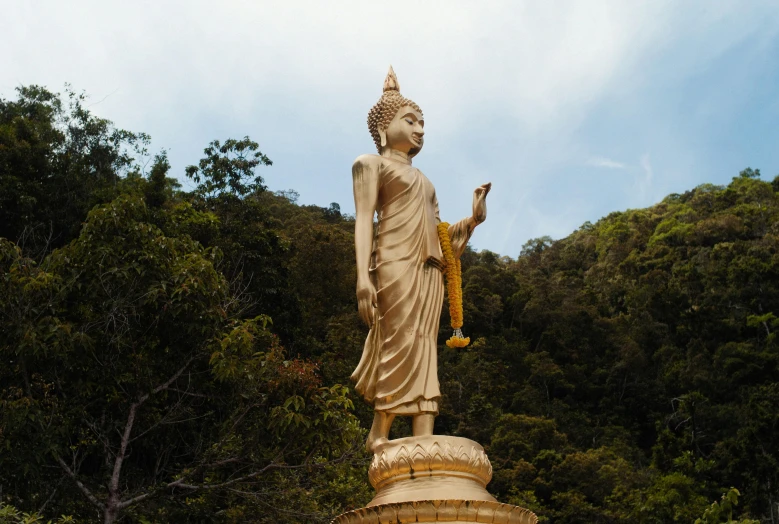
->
[[56, 455, 105, 511], [119, 460, 296, 509], [37, 475, 66, 514], [109, 355, 197, 497]]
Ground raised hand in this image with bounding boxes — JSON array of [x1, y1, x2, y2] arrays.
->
[[472, 182, 492, 225]]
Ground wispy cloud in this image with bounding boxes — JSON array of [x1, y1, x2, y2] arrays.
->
[[638, 153, 654, 199], [587, 156, 627, 169]]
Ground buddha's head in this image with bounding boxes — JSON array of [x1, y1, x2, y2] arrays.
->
[[367, 66, 425, 158]]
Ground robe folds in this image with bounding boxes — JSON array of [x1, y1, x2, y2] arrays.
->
[[351, 156, 473, 415]]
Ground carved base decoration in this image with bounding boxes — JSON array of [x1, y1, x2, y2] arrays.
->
[[368, 436, 494, 506], [333, 500, 538, 524], [332, 436, 538, 523]]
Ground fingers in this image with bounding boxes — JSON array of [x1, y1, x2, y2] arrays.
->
[[475, 183, 492, 198], [359, 298, 376, 327], [359, 299, 369, 326]]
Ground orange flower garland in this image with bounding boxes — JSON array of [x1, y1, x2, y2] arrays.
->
[[437, 222, 470, 348]]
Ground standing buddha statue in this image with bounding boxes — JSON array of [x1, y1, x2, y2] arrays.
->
[[350, 66, 491, 452], [335, 66, 537, 524]]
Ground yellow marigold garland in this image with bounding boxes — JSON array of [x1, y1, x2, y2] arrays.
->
[[437, 222, 470, 348]]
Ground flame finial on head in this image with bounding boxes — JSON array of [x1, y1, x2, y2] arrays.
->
[[383, 65, 400, 92]]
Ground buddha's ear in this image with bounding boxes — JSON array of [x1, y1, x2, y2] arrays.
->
[[379, 128, 387, 148]]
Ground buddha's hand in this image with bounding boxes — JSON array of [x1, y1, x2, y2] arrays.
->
[[356, 278, 377, 327], [472, 182, 492, 225]]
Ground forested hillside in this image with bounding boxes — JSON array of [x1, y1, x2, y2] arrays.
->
[[1, 86, 777, 523]]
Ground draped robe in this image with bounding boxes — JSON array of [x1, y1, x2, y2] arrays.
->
[[351, 155, 473, 414]]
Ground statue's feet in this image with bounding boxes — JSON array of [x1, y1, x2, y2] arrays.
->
[[366, 411, 394, 453], [365, 435, 388, 453]]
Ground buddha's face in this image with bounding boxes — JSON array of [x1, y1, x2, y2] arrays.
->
[[381, 105, 424, 156]]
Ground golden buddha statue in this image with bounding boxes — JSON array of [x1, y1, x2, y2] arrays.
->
[[350, 66, 491, 452], [334, 67, 537, 524]]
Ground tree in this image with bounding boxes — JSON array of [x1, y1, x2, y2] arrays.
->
[[185, 137, 271, 198], [695, 488, 759, 524], [0, 86, 148, 257], [0, 195, 363, 523], [0, 502, 73, 524], [6, 83, 779, 522]]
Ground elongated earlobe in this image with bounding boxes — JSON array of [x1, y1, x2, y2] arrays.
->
[[379, 129, 387, 148]]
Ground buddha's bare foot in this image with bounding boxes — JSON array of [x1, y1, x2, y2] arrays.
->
[[365, 411, 395, 453], [365, 436, 389, 453]]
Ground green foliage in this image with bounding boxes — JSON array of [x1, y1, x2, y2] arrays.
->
[[185, 137, 271, 197], [0, 86, 149, 256], [143, 152, 173, 208], [1, 164, 366, 521], [3, 85, 779, 522], [695, 488, 759, 524], [0, 502, 73, 524], [437, 175, 779, 522]]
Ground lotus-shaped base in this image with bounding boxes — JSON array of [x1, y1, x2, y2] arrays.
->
[[332, 436, 538, 523], [367, 435, 494, 506]]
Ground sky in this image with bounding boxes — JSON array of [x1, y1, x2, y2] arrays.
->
[[4, 1, 779, 257]]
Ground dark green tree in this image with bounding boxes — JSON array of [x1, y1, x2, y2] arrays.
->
[[0, 86, 148, 257]]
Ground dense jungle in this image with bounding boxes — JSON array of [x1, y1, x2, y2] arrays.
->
[[1, 86, 777, 523]]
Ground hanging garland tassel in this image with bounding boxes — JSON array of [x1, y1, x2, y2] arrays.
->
[[437, 222, 470, 348]]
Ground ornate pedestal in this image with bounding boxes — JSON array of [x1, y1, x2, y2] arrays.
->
[[333, 436, 537, 524]]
